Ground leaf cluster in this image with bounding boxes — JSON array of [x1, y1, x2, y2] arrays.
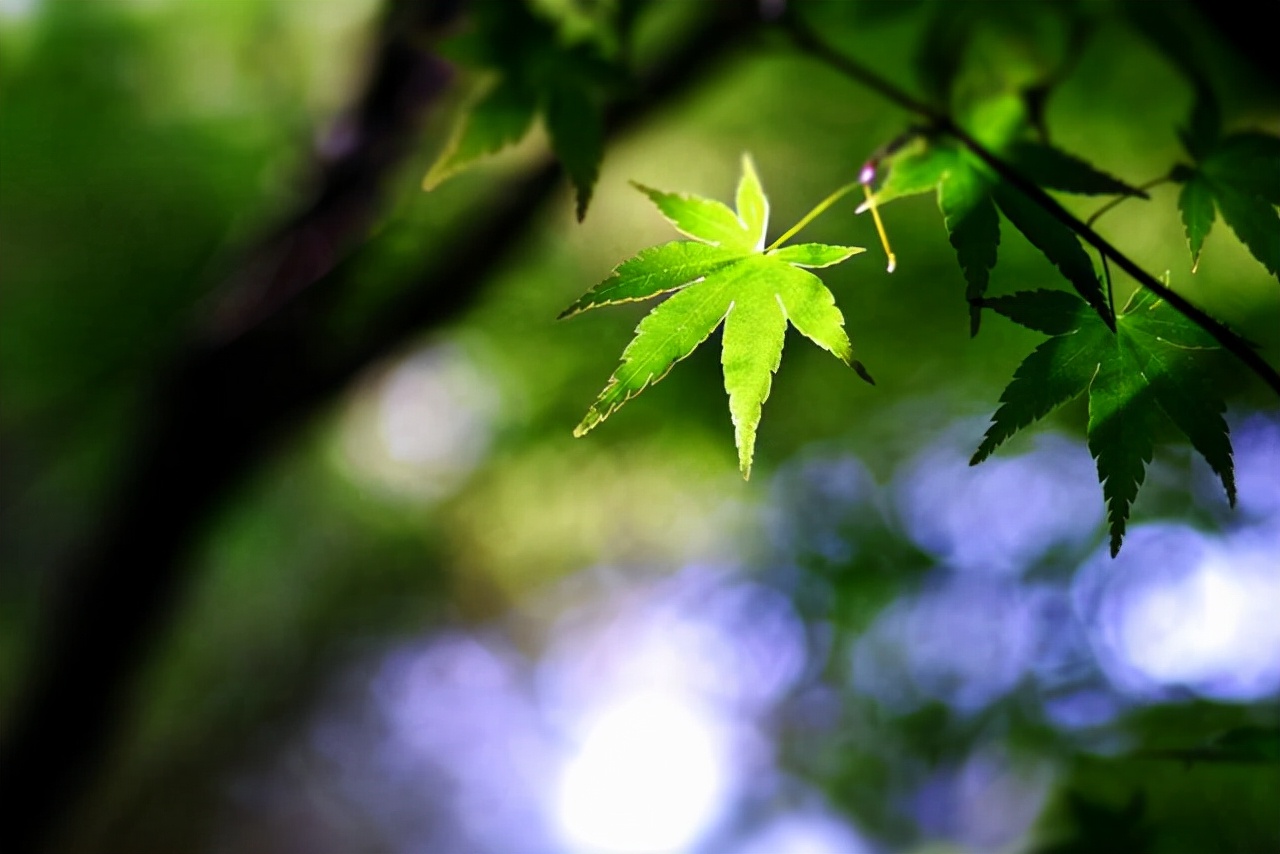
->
[[424, 0, 1280, 555]]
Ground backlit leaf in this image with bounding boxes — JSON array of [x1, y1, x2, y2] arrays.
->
[[423, 3, 622, 217], [545, 84, 605, 220], [422, 80, 538, 190], [1178, 175, 1214, 271], [564, 158, 872, 476], [558, 241, 747, 319], [632, 183, 755, 249], [736, 154, 769, 250]]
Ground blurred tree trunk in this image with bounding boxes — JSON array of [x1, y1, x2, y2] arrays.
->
[[0, 1, 757, 851]]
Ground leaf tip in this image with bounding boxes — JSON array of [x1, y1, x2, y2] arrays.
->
[[421, 162, 448, 191], [1108, 517, 1127, 557], [574, 183, 594, 222], [573, 409, 603, 438], [852, 360, 875, 386]]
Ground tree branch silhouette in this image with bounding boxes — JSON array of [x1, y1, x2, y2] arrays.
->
[[781, 10, 1280, 399], [0, 2, 759, 851]]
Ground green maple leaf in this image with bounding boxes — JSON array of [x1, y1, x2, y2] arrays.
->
[[972, 288, 1235, 555], [561, 155, 874, 478], [1127, 0, 1278, 278], [422, 3, 621, 220], [1173, 129, 1280, 279], [865, 111, 1143, 334]]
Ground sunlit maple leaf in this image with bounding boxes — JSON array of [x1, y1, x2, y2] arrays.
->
[[561, 155, 874, 477]]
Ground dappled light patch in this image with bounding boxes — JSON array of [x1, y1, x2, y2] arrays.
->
[[555, 692, 729, 853], [335, 340, 501, 502], [1076, 524, 1280, 703], [909, 749, 1056, 853], [893, 430, 1101, 575], [728, 808, 874, 854], [851, 576, 1046, 714]]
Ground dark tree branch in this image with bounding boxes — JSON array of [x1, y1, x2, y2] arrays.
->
[[0, 2, 759, 851], [781, 10, 1280, 399], [205, 0, 461, 343]]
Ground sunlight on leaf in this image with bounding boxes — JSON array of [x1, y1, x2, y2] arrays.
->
[[563, 156, 871, 477]]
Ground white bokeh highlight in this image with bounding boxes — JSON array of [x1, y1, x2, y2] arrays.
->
[[1076, 524, 1280, 702], [556, 693, 728, 854]]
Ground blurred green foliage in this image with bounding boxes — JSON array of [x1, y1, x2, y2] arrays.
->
[[1, 1, 1277, 852]]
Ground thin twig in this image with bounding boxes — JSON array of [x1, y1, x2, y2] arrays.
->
[[1088, 176, 1171, 315], [766, 179, 862, 250], [1087, 175, 1174, 226], [781, 11, 1280, 398]]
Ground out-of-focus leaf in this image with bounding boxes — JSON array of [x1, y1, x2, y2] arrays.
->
[[1172, 128, 1280, 279], [1180, 83, 1222, 161], [914, 0, 970, 106], [423, 2, 623, 218], [545, 84, 605, 219], [422, 79, 538, 190], [1008, 140, 1148, 197]]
